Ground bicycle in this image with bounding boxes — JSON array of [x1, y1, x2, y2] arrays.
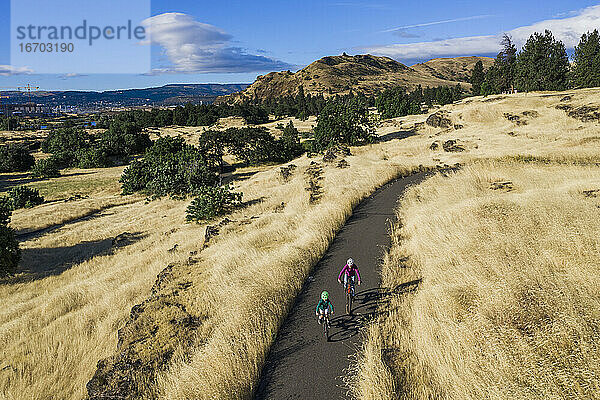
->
[[344, 280, 355, 314], [322, 311, 331, 341]]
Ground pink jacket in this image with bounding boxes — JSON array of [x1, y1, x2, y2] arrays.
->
[[338, 263, 361, 281]]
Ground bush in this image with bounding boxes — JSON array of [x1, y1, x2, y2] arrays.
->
[[0, 197, 20, 276], [31, 158, 61, 179], [0, 225, 20, 276], [41, 127, 90, 155], [278, 121, 304, 161], [76, 147, 113, 169], [0, 196, 11, 225], [186, 185, 242, 222], [99, 122, 152, 157], [8, 186, 44, 209], [314, 96, 374, 150], [0, 145, 35, 172], [120, 136, 218, 198]]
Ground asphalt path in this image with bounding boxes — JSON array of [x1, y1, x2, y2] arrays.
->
[[254, 172, 427, 400]]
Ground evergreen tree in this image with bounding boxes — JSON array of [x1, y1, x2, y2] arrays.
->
[[482, 34, 517, 95], [571, 30, 600, 88], [470, 60, 485, 95], [516, 30, 569, 92]]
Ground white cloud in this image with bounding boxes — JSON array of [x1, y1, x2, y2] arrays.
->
[[0, 65, 33, 76], [363, 5, 600, 61], [142, 13, 293, 74]]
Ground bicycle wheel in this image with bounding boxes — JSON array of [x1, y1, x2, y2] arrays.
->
[[323, 316, 329, 341], [346, 290, 352, 314]]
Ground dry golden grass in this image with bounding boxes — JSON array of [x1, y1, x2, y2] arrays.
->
[[2, 88, 600, 399], [351, 161, 600, 399]]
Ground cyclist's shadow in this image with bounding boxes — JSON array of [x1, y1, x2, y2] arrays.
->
[[327, 279, 421, 342]]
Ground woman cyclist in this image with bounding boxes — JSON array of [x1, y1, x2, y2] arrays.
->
[[337, 258, 362, 294]]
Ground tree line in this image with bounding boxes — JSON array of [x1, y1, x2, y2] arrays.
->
[[470, 29, 600, 95]]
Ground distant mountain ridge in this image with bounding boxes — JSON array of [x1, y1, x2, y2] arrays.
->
[[0, 84, 249, 109], [218, 54, 494, 103]]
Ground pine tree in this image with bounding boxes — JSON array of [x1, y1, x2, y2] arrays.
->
[[571, 30, 600, 88], [498, 34, 518, 93], [516, 30, 569, 92], [470, 60, 485, 95]]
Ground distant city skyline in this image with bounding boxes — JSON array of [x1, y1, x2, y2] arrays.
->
[[1, 0, 599, 91]]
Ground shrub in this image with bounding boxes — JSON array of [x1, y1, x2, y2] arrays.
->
[[0, 145, 35, 172], [120, 136, 218, 198], [278, 121, 304, 161], [31, 158, 61, 179], [0, 196, 11, 225], [99, 122, 152, 157], [314, 96, 374, 150], [8, 186, 44, 209], [0, 197, 20, 276], [186, 185, 242, 222], [0, 225, 20, 276], [42, 127, 90, 155], [76, 147, 113, 169]]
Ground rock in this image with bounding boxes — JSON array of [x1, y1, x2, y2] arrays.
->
[[426, 112, 452, 128], [336, 159, 349, 168], [442, 140, 465, 152], [429, 142, 440, 150], [279, 164, 297, 181], [490, 181, 514, 191]]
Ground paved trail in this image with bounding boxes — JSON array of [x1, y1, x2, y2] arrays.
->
[[254, 172, 427, 400]]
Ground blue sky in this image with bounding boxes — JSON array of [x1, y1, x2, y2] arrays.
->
[[1, 0, 599, 91]]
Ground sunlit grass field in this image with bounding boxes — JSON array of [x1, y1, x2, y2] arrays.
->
[[1, 88, 600, 399]]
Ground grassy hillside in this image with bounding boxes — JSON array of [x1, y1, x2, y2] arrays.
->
[[410, 56, 494, 83], [351, 92, 600, 399], [1, 88, 599, 399], [219, 54, 473, 103]]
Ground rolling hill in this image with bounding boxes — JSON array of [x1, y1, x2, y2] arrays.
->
[[410, 56, 495, 83], [218, 54, 494, 103]]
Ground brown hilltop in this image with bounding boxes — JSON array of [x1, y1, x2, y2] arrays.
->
[[218, 53, 488, 103], [411, 56, 495, 83]]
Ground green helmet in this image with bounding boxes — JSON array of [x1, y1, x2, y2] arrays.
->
[[321, 291, 329, 301]]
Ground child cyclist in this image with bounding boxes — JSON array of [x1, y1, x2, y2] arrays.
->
[[315, 291, 334, 324], [338, 258, 362, 295]]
